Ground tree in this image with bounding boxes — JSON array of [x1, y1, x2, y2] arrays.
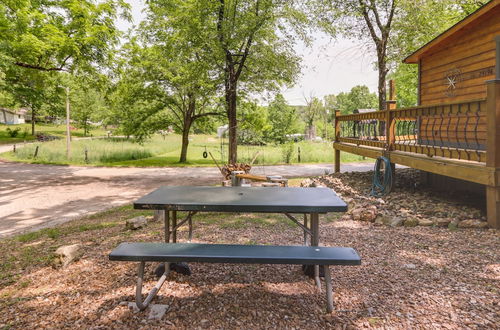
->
[[110, 34, 223, 163], [266, 94, 299, 143], [335, 85, 378, 115], [0, 0, 130, 134], [301, 95, 324, 140], [238, 101, 270, 145], [312, 0, 486, 111], [210, 0, 303, 163], [69, 76, 109, 136], [388, 0, 486, 107], [313, 0, 396, 111]]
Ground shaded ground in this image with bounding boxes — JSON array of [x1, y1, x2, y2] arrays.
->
[[0, 160, 375, 238], [0, 206, 498, 329]]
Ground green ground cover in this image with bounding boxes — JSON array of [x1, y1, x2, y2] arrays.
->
[[0, 123, 107, 145], [0, 134, 365, 166]]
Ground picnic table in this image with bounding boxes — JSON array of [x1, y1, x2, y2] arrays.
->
[[110, 185, 357, 312], [134, 186, 347, 281]]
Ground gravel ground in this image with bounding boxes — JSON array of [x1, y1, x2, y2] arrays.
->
[[0, 171, 498, 329]]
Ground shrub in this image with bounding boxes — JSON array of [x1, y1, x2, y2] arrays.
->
[[280, 142, 295, 164], [6, 127, 21, 137]]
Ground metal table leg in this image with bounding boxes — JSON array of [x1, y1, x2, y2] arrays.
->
[[311, 213, 321, 291], [172, 211, 177, 243], [155, 210, 171, 277], [323, 265, 334, 312], [303, 214, 309, 245], [165, 210, 170, 243]]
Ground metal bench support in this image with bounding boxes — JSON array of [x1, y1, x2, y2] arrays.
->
[[135, 261, 169, 311]]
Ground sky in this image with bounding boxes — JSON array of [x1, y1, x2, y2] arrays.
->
[[117, 1, 378, 106]]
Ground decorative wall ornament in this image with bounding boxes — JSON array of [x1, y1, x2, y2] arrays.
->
[[444, 68, 462, 97]]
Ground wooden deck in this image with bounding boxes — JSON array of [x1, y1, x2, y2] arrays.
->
[[333, 84, 500, 228]]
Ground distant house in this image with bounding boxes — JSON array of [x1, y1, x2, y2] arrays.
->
[[0, 108, 26, 125], [353, 109, 376, 114]]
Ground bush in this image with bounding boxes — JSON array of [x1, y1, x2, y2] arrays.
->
[[6, 127, 21, 137], [280, 142, 295, 164], [237, 129, 266, 146]]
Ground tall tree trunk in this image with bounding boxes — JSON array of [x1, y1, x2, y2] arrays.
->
[[227, 77, 238, 164], [179, 118, 192, 163], [179, 96, 196, 163], [377, 56, 387, 111], [31, 108, 35, 135], [377, 47, 388, 136]]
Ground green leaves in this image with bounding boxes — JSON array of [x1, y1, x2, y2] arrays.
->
[[0, 0, 129, 73]]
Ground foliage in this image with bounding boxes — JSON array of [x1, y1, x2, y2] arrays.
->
[[66, 75, 110, 136], [109, 1, 226, 162], [266, 94, 299, 144], [336, 85, 378, 114], [312, 0, 397, 110], [6, 127, 20, 137], [280, 142, 295, 164], [388, 65, 418, 108], [389, 0, 485, 106], [0, 0, 130, 133], [238, 101, 270, 145], [194, 0, 305, 162], [300, 96, 324, 139], [311, 0, 486, 110]]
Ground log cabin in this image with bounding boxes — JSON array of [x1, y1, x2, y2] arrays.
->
[[333, 0, 500, 228]]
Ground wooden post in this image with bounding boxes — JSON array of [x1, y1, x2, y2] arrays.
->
[[334, 110, 341, 173], [485, 36, 500, 229], [385, 80, 397, 189]]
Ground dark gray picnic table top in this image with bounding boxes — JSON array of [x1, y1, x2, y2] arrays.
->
[[109, 242, 361, 265], [133, 186, 347, 213]]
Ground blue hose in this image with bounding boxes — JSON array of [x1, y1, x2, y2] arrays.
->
[[370, 156, 393, 197]]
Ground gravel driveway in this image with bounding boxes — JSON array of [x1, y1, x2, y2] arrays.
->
[[0, 160, 375, 238]]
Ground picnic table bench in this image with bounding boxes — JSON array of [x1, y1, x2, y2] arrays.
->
[[109, 242, 361, 312]]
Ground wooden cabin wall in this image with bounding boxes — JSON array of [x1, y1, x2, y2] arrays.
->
[[419, 5, 500, 105]]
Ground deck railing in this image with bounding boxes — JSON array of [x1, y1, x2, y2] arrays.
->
[[334, 99, 487, 163]]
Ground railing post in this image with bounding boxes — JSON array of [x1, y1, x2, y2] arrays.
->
[[485, 35, 500, 229], [334, 110, 341, 173], [385, 80, 397, 189], [385, 80, 397, 150]]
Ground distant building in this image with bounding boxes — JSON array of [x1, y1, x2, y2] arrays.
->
[[353, 109, 376, 114], [0, 108, 26, 124], [217, 124, 228, 138]]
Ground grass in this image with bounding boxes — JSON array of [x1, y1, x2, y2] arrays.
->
[[0, 123, 107, 145], [1, 133, 366, 166]]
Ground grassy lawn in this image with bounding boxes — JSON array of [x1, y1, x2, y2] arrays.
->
[[0, 134, 366, 166], [0, 123, 107, 145]]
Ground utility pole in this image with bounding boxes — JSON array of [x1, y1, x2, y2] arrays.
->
[[65, 87, 71, 159]]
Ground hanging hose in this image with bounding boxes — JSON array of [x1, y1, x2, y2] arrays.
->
[[370, 156, 393, 197]]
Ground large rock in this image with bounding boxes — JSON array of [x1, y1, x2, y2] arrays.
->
[[418, 219, 434, 227], [126, 216, 148, 230], [404, 218, 419, 227], [352, 205, 377, 222], [54, 244, 83, 267], [458, 219, 489, 229], [388, 217, 404, 227], [343, 197, 356, 211], [435, 218, 452, 227]]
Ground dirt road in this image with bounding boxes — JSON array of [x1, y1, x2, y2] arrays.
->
[[0, 160, 374, 238]]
